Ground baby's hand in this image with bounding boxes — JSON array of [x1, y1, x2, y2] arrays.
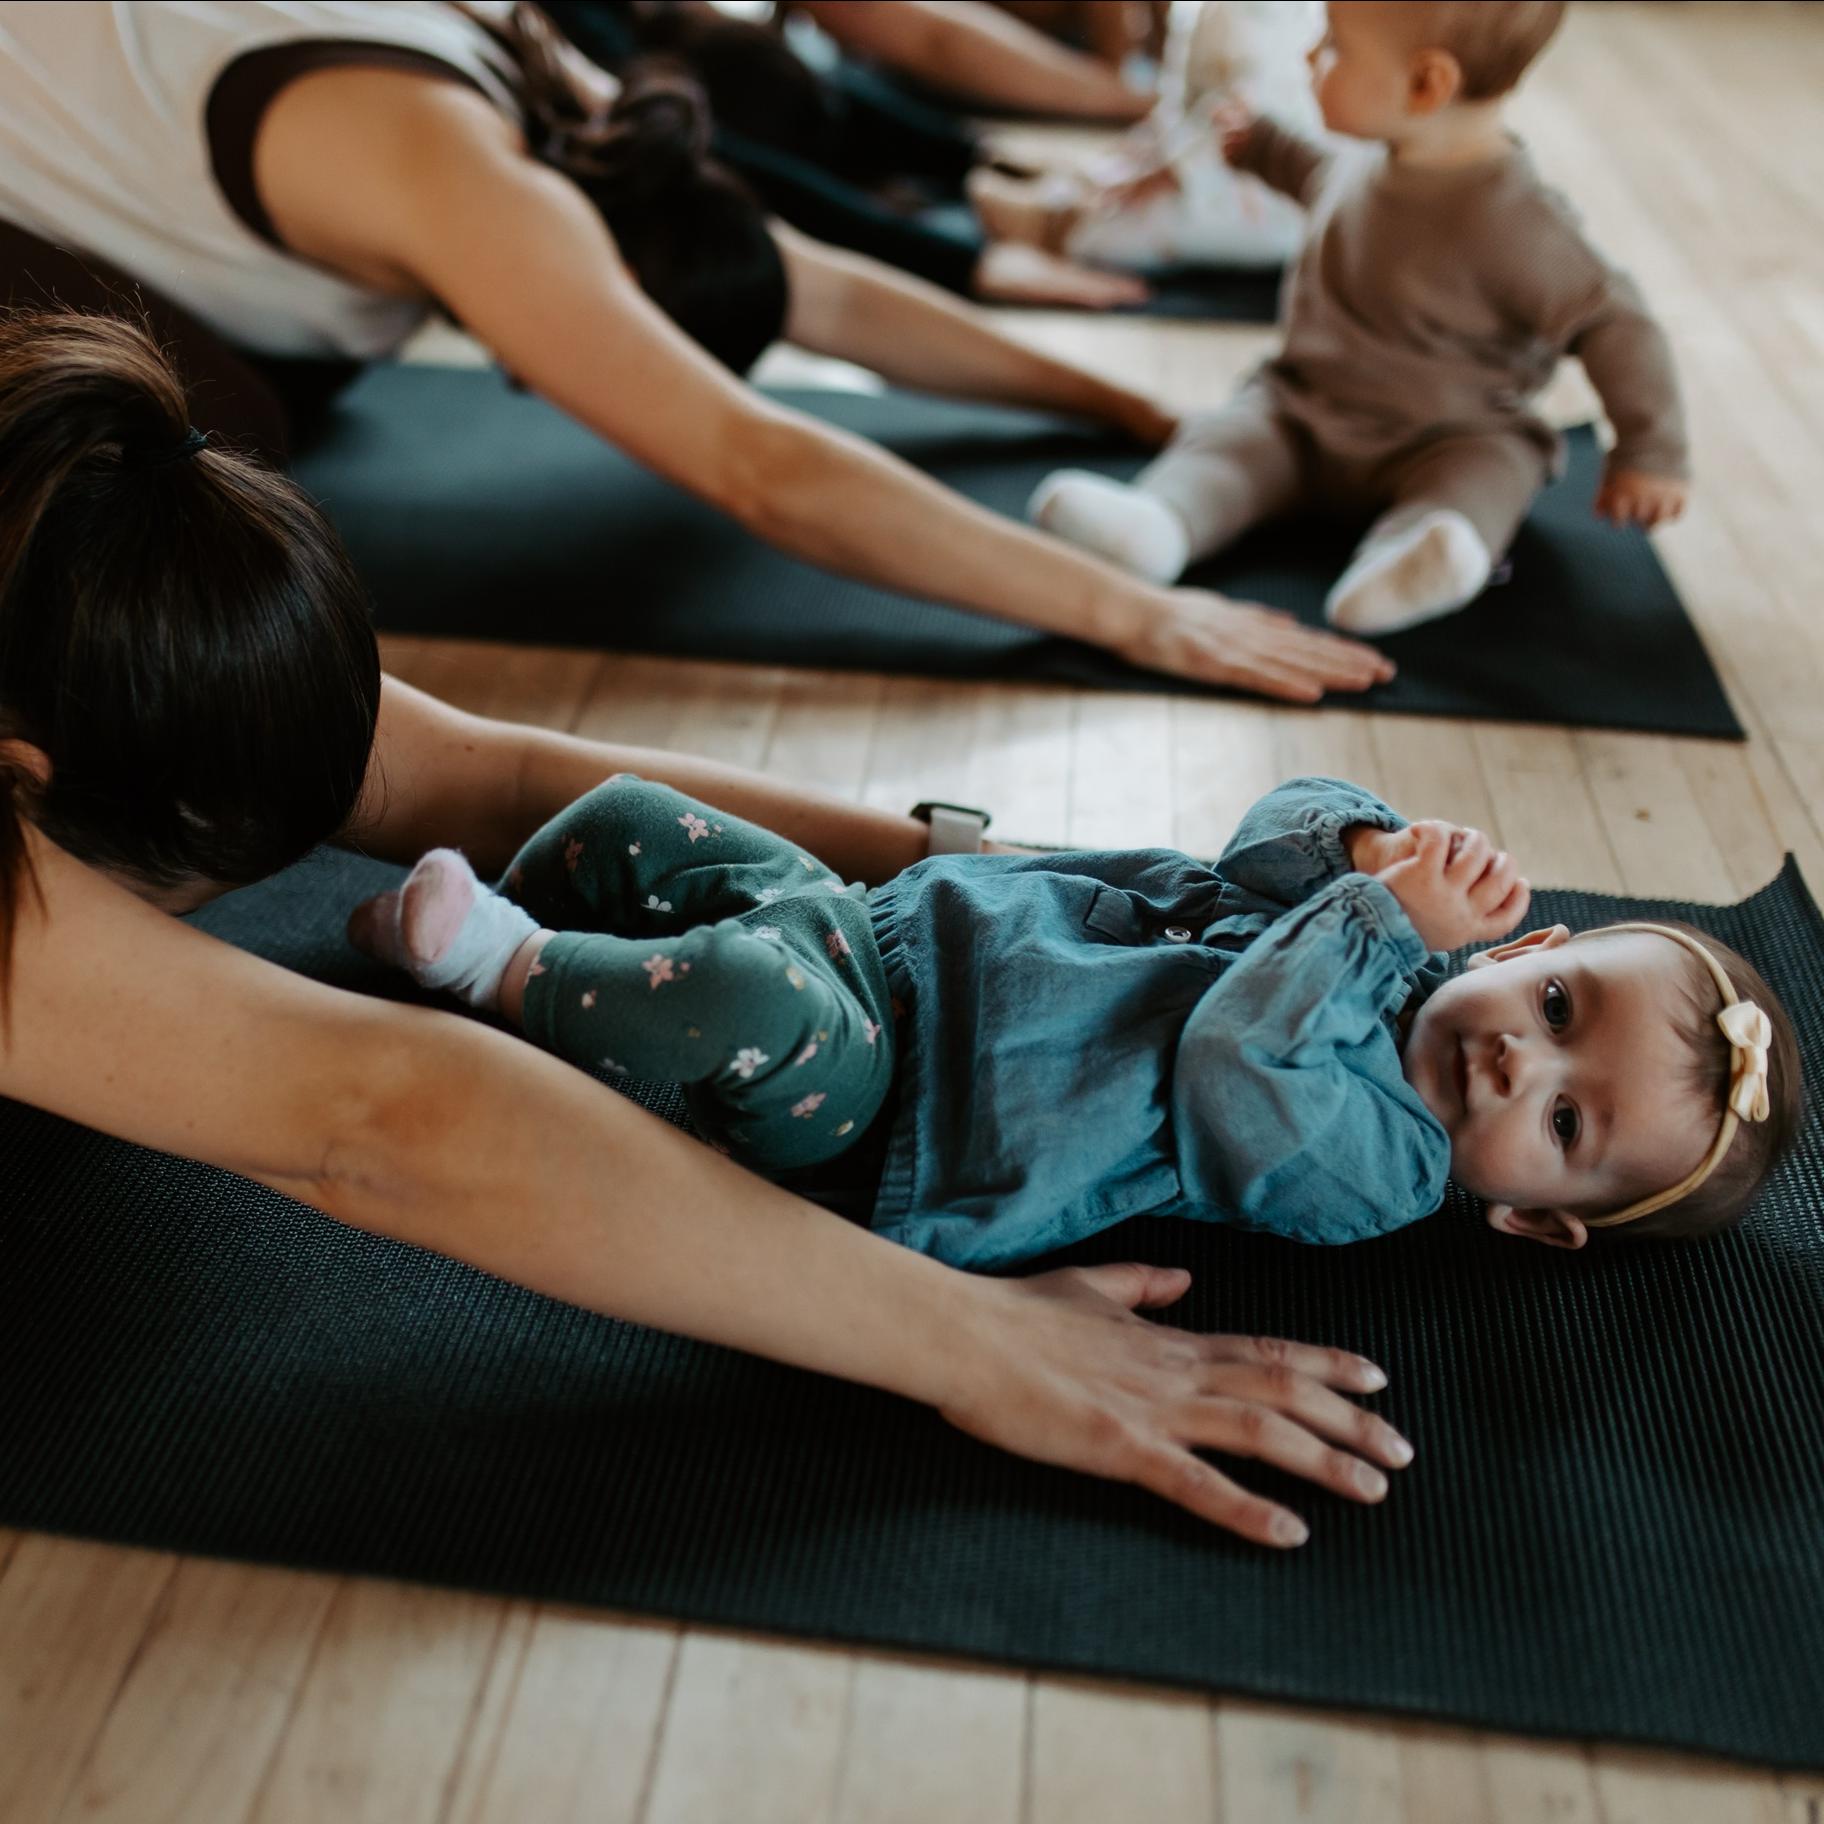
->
[[1208, 97, 1258, 165], [1343, 820, 1419, 877], [1595, 467, 1688, 529], [1373, 823, 1530, 952]]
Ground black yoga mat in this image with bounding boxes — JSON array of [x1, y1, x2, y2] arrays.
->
[[2, 848, 1820, 1767], [293, 368, 1741, 739]]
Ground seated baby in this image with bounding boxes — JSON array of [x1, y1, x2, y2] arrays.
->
[[351, 774, 1799, 1271], [1030, 0, 1692, 636]]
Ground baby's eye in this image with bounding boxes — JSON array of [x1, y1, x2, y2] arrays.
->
[[1551, 1100, 1580, 1147], [1542, 980, 1572, 1030]]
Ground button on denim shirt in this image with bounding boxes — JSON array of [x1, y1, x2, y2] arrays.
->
[[863, 777, 1452, 1268]]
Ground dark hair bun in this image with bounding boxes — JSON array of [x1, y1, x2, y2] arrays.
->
[[534, 63, 711, 202], [0, 311, 190, 496], [610, 72, 710, 170]]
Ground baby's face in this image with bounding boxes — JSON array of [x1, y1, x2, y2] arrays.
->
[[1309, 3, 1422, 140], [1403, 929, 1715, 1237]]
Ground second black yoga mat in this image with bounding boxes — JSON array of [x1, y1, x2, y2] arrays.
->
[[1, 848, 1820, 1766], [292, 367, 1742, 739]]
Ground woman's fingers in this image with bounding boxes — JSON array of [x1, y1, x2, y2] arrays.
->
[[1196, 1363, 1414, 1471], [1181, 1397, 1393, 1504], [1197, 601, 1396, 697], [1199, 1330, 1388, 1394], [1129, 595, 1396, 700], [1072, 1260, 1193, 1311], [947, 1272, 1409, 1548], [975, 242, 1151, 309], [1128, 1440, 1311, 1548]]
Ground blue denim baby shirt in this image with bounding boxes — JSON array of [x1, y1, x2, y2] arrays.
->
[[864, 777, 1452, 1269]]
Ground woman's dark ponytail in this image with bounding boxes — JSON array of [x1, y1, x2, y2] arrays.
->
[[0, 311, 190, 1004], [0, 311, 382, 1003]]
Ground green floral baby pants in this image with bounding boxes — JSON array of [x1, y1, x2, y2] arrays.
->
[[502, 776, 894, 1170]]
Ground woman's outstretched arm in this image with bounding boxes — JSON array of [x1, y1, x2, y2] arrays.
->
[[788, 0, 1153, 122], [354, 674, 936, 884], [253, 72, 1389, 704], [771, 223, 1170, 441], [5, 835, 1413, 1548]]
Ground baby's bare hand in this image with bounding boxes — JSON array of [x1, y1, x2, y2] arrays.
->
[[1377, 823, 1528, 951], [1208, 97, 1258, 164], [1344, 818, 1456, 878], [1595, 467, 1688, 529]]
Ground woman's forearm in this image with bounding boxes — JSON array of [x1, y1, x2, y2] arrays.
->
[[777, 227, 1173, 441], [737, 411, 1151, 647], [357, 676, 932, 884], [795, 0, 1152, 122], [335, 1010, 975, 1406], [326, 1005, 1412, 1548]]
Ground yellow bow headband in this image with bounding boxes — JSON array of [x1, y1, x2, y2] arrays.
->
[[1583, 922, 1773, 1229]]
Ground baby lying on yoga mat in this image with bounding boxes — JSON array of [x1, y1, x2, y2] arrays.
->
[[351, 774, 1799, 1271], [1031, 0, 1692, 636]]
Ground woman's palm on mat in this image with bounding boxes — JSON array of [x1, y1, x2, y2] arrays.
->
[[1122, 590, 1396, 701], [942, 1264, 1412, 1549]]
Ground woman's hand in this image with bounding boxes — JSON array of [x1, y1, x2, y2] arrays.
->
[[972, 241, 1152, 312], [940, 1263, 1413, 1547], [1374, 822, 1530, 951], [1117, 589, 1396, 701]]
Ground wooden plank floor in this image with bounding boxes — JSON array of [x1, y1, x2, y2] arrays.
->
[[5, 5, 1822, 1819]]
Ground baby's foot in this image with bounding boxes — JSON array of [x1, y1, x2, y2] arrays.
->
[[347, 849, 539, 1011], [1325, 510, 1491, 636], [1030, 469, 1190, 584]]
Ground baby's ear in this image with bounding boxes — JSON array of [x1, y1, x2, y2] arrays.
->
[[1407, 45, 1465, 115], [1466, 924, 1571, 970], [1485, 1203, 1590, 1251]]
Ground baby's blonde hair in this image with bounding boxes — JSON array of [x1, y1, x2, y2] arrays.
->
[[1414, 1, 1567, 99]]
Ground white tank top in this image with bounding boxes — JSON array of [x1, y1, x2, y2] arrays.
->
[[0, 2, 521, 358]]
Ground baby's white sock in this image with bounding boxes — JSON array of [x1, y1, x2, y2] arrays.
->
[[1029, 469, 1191, 585], [392, 849, 539, 1012], [1325, 509, 1491, 636]]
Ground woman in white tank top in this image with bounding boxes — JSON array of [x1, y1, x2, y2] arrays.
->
[[0, 0, 1387, 703]]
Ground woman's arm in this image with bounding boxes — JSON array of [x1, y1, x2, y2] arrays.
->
[[4, 834, 1412, 1547], [773, 222, 1173, 443], [354, 674, 934, 883], [789, 0, 1153, 122], [254, 72, 1390, 703]]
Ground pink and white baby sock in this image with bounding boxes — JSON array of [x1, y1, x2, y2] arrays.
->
[[366, 849, 539, 1011]]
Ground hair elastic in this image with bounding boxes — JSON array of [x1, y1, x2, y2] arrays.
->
[[1581, 922, 1774, 1228], [126, 426, 211, 471]]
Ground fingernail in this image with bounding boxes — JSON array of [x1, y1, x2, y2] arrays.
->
[[1272, 1513, 1309, 1547], [1387, 1434, 1414, 1466], [1358, 1363, 1387, 1391], [1355, 1464, 1388, 1499]]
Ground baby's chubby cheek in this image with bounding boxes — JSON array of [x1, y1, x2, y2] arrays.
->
[[1447, 1118, 1542, 1208]]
